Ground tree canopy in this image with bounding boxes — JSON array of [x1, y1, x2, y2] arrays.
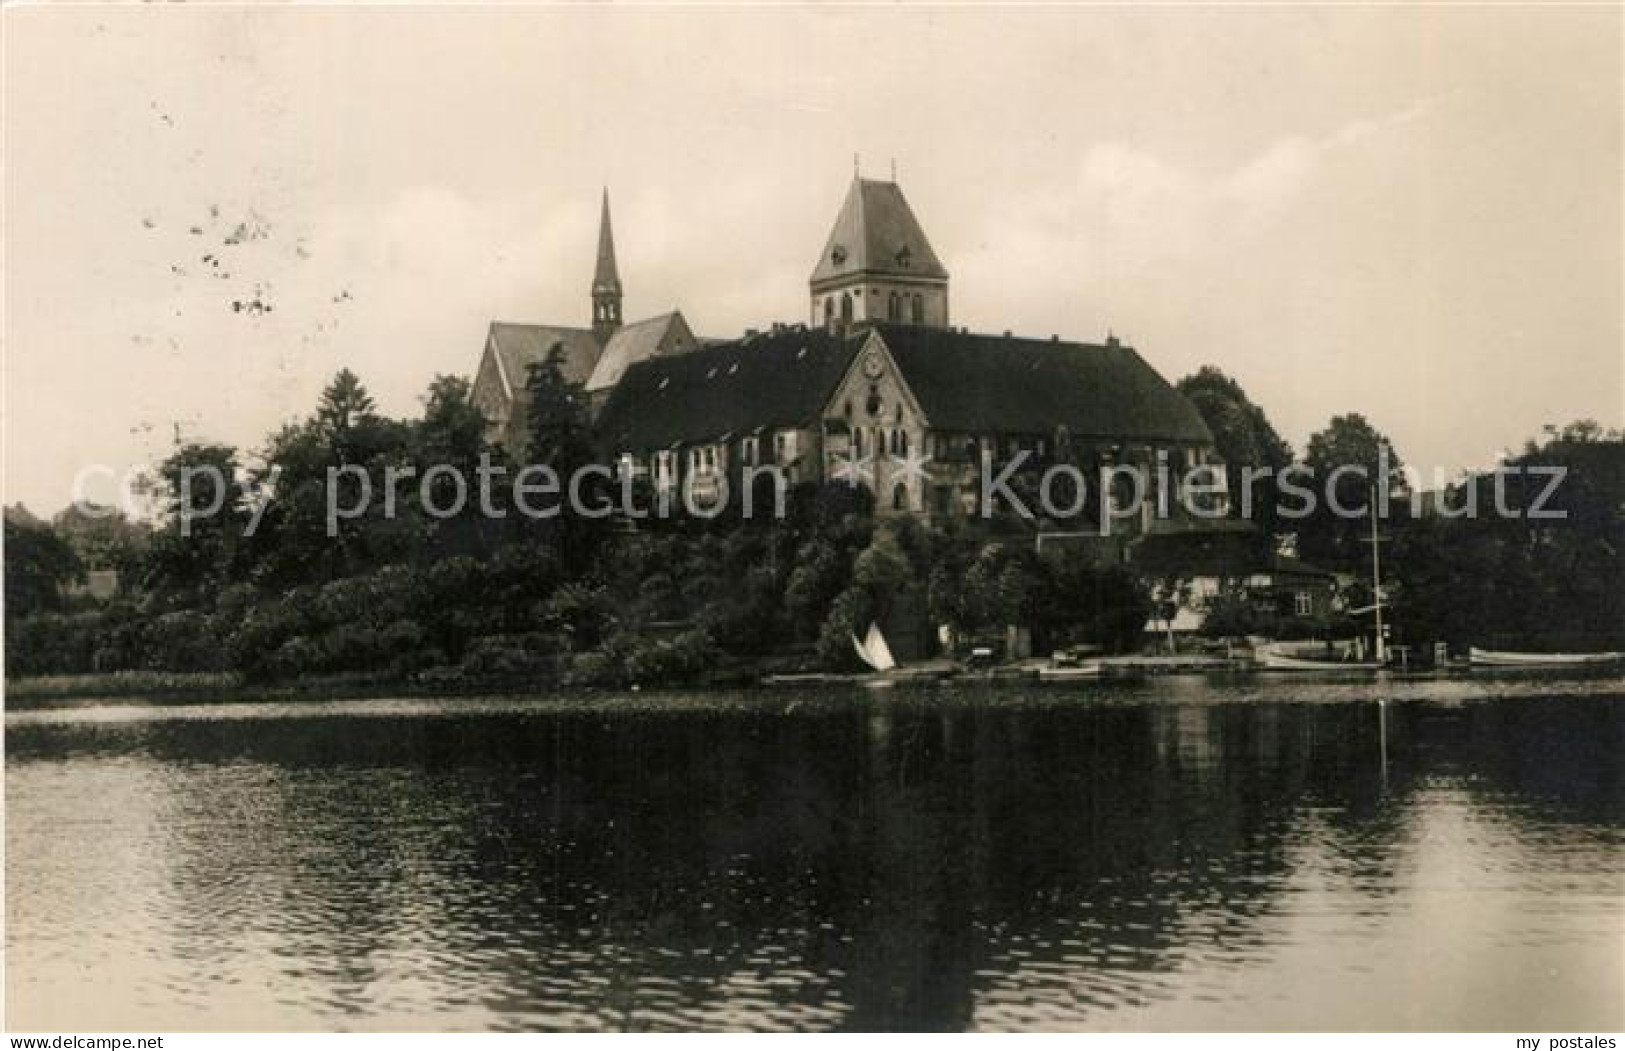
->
[[1176, 367, 1293, 543]]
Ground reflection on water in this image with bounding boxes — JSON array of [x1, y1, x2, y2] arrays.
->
[[7, 679, 1624, 1031]]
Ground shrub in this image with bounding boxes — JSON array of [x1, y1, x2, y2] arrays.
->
[[816, 586, 874, 670], [460, 632, 563, 680], [623, 628, 719, 686]]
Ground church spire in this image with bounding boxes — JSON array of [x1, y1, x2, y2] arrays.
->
[[591, 188, 623, 343]]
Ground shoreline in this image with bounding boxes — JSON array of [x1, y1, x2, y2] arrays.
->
[[8, 660, 1622, 712]]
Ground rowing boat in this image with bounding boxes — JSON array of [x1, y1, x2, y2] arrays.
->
[[1468, 647, 1622, 669]]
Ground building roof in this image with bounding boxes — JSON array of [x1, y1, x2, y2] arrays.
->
[[595, 321, 1211, 454], [872, 324, 1213, 444], [486, 322, 603, 395], [1268, 554, 1336, 581], [1135, 526, 1335, 582], [810, 178, 949, 287], [594, 326, 865, 452], [592, 189, 621, 297], [585, 311, 696, 392]]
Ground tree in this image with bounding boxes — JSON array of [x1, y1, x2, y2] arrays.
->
[[1177, 367, 1293, 538], [4, 516, 84, 624], [1388, 421, 1624, 651], [522, 346, 591, 470], [784, 539, 846, 639], [522, 346, 605, 567], [417, 375, 487, 471], [315, 368, 377, 446], [1296, 413, 1405, 570], [139, 442, 249, 604], [245, 370, 414, 585], [52, 502, 151, 578], [414, 374, 498, 557]]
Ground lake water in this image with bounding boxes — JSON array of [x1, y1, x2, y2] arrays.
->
[[7, 676, 1623, 1031]]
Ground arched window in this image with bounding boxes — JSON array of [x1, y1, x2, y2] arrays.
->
[[892, 483, 908, 511], [911, 294, 924, 324], [840, 292, 853, 324], [887, 291, 900, 321], [823, 297, 834, 326], [897, 430, 909, 457], [854, 428, 864, 456]]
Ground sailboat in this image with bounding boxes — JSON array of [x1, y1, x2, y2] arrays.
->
[[852, 622, 897, 673], [1257, 475, 1390, 674]]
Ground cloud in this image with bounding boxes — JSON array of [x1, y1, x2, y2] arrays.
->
[[983, 94, 1454, 281]]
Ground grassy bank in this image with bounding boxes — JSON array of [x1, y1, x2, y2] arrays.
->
[[3, 661, 767, 708], [6, 670, 247, 702]]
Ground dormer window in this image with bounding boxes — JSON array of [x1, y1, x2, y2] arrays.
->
[[831, 244, 847, 266], [895, 245, 912, 268]]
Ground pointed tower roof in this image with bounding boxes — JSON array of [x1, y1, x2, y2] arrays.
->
[[810, 176, 948, 287], [592, 188, 622, 295]]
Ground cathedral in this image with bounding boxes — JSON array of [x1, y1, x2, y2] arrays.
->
[[472, 174, 1216, 524]]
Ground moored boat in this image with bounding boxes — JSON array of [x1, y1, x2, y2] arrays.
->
[[1255, 643, 1382, 673], [1468, 647, 1622, 669], [1037, 661, 1106, 682]]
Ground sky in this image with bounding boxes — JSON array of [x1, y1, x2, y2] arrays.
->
[[5, 4, 1621, 516]]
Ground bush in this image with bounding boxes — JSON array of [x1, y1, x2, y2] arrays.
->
[[816, 586, 874, 670], [142, 609, 228, 672], [460, 632, 563, 680], [623, 628, 719, 685]]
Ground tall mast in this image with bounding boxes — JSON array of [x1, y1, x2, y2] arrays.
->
[[1370, 474, 1387, 664]]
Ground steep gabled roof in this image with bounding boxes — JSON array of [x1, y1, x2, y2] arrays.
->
[[485, 322, 603, 396], [810, 178, 949, 287], [585, 311, 698, 392], [594, 327, 864, 452], [872, 324, 1213, 444]]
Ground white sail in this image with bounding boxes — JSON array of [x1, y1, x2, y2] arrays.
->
[[863, 622, 897, 672]]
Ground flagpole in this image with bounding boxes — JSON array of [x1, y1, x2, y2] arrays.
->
[[1370, 478, 1386, 665]]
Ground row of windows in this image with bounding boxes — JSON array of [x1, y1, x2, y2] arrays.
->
[[851, 427, 911, 457], [887, 292, 925, 323], [633, 432, 801, 481], [820, 290, 926, 324]]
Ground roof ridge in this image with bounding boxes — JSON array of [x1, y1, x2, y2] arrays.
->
[[490, 320, 592, 333]]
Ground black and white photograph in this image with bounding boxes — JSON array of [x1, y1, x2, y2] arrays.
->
[[3, 2, 1622, 1038]]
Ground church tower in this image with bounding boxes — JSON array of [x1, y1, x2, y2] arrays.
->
[[810, 174, 949, 332], [591, 188, 624, 345]]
